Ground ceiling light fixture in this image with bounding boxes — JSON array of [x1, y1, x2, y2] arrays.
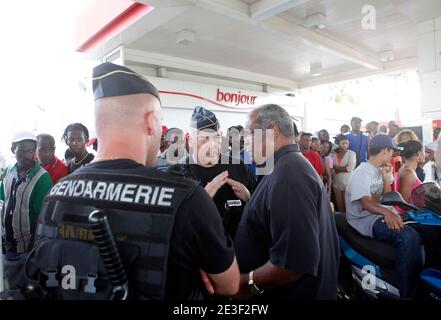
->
[[310, 62, 323, 77], [379, 50, 395, 62], [304, 13, 327, 31], [176, 29, 195, 46]]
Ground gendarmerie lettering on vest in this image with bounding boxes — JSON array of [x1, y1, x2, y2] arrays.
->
[[50, 180, 175, 206]]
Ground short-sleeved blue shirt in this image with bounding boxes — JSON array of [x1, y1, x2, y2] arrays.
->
[[346, 132, 369, 163]]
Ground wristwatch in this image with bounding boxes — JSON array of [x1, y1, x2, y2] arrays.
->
[[248, 270, 263, 295]]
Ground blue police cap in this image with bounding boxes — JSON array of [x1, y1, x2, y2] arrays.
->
[[92, 62, 160, 102], [190, 106, 220, 131]]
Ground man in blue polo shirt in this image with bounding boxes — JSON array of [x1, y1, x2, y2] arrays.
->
[[346, 117, 369, 167]]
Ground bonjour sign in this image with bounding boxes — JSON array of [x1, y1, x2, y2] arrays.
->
[[216, 88, 258, 106]]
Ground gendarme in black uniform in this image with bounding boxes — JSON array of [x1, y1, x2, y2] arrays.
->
[[23, 63, 235, 300], [170, 107, 256, 238], [234, 144, 340, 299], [42, 160, 234, 299], [171, 159, 256, 238]]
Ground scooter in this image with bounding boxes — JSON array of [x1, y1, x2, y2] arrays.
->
[[336, 182, 441, 300]]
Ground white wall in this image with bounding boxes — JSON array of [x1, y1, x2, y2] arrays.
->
[[127, 66, 305, 133], [160, 106, 249, 134], [418, 17, 441, 120]]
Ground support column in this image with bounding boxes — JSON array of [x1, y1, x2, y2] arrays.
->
[[418, 17, 441, 122]]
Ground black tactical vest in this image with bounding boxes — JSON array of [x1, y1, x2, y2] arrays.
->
[[24, 168, 197, 300]]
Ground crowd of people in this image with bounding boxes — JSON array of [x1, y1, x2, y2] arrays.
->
[[1, 62, 441, 300], [297, 118, 441, 299]]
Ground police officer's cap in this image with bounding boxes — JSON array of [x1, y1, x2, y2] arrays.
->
[[92, 62, 160, 102], [190, 106, 220, 131]]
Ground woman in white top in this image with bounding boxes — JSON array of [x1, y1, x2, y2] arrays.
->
[[424, 161, 441, 185], [424, 133, 441, 186], [332, 134, 356, 213]]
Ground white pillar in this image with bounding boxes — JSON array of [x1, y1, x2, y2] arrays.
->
[[418, 17, 441, 120]]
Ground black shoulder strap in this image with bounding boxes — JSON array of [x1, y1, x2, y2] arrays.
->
[[358, 132, 363, 154], [167, 164, 197, 182]]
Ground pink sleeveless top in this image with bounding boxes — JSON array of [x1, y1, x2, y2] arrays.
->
[[394, 172, 422, 214]]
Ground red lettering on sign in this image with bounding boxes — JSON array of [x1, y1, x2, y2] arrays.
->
[[215, 88, 257, 106], [216, 88, 224, 102]]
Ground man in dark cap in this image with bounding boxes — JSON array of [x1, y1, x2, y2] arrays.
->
[[345, 134, 421, 299], [170, 107, 256, 238], [346, 116, 369, 167], [25, 63, 239, 300]]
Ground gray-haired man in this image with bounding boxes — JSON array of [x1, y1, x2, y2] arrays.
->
[[234, 104, 339, 300]]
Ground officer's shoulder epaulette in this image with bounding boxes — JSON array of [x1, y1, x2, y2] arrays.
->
[[163, 167, 199, 199], [167, 164, 188, 177]]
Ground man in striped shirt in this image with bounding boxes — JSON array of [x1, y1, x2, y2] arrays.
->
[[1, 132, 53, 257]]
